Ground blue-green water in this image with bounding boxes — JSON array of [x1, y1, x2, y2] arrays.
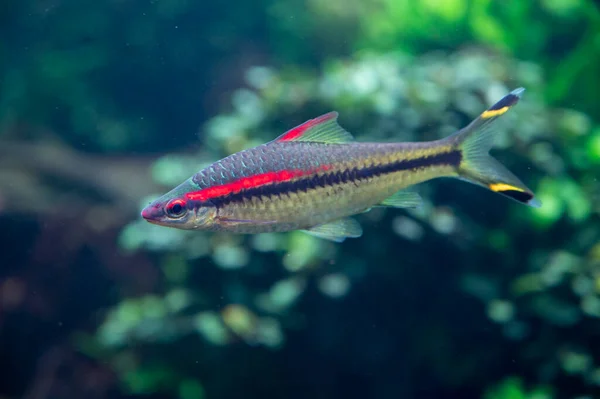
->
[[1, 1, 600, 398]]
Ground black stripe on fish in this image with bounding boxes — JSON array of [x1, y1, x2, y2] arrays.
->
[[211, 150, 461, 206]]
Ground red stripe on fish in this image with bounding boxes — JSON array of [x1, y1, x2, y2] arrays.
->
[[186, 166, 331, 201], [276, 112, 337, 142]]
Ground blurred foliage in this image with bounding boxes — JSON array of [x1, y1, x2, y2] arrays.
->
[[2, 0, 600, 398], [483, 377, 553, 399], [356, 0, 600, 116], [2, 0, 599, 152]]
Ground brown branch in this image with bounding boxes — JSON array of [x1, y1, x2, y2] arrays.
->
[[0, 138, 163, 219]]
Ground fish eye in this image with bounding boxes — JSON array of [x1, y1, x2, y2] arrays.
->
[[165, 199, 187, 218]]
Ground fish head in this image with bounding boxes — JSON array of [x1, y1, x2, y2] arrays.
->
[[141, 187, 218, 230]]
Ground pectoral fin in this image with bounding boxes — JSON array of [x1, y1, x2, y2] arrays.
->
[[301, 218, 363, 242]]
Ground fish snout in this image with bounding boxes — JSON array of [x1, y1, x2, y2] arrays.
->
[[141, 202, 165, 222]]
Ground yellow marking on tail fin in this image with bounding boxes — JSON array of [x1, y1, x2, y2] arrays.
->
[[489, 183, 525, 193], [481, 107, 509, 119]]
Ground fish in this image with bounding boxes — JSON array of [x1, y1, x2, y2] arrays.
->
[[141, 87, 540, 242]]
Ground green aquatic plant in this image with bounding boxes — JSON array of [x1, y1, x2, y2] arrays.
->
[[356, 0, 600, 117], [483, 376, 553, 399]]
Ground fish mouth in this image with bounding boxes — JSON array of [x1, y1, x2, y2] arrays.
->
[[141, 204, 166, 225], [141, 215, 160, 225], [141, 212, 171, 227], [141, 207, 152, 220], [141, 207, 156, 220]]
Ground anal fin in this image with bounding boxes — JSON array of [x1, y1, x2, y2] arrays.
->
[[301, 218, 363, 242], [377, 190, 422, 208]]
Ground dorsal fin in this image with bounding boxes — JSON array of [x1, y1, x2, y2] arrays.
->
[[274, 112, 355, 144]]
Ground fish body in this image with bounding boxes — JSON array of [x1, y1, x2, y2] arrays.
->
[[142, 88, 540, 242]]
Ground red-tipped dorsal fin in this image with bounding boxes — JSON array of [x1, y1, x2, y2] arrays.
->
[[274, 111, 355, 144]]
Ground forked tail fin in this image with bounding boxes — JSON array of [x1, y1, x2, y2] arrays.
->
[[449, 88, 541, 207]]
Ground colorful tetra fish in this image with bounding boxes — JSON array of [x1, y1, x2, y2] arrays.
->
[[142, 88, 539, 242]]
